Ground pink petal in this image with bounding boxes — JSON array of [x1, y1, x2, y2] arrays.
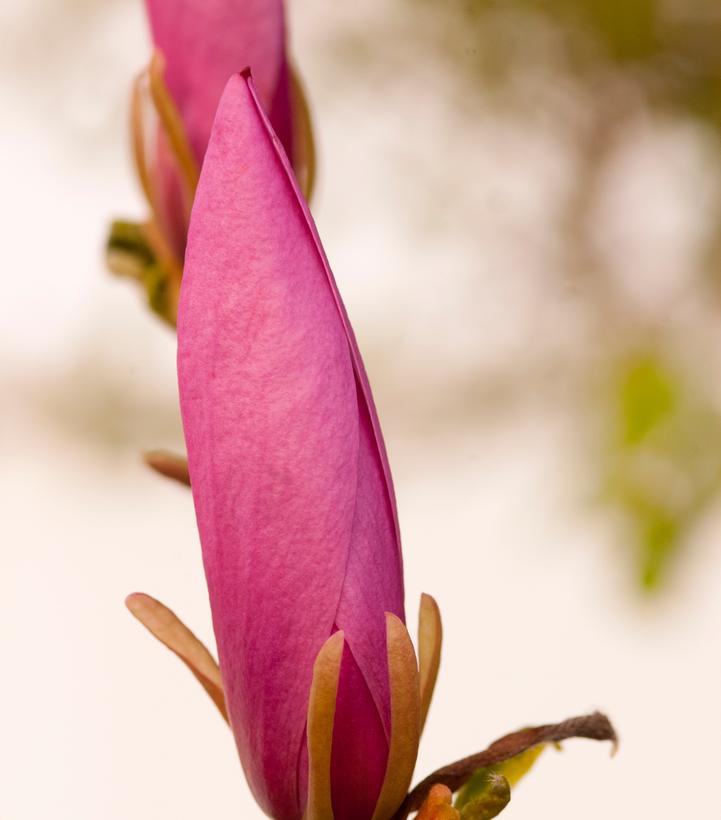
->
[[334, 392, 404, 736], [330, 641, 388, 820], [177, 72, 403, 818], [145, 0, 286, 162]]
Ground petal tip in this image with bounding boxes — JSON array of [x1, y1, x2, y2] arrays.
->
[[384, 611, 405, 630], [125, 592, 149, 613], [420, 592, 439, 610]]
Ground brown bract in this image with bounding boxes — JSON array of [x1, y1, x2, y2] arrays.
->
[[418, 593, 442, 733], [370, 614, 422, 820], [126, 593, 444, 820], [143, 449, 191, 486], [124, 588, 615, 820], [124, 592, 227, 721], [305, 607, 435, 820], [305, 632, 345, 820]]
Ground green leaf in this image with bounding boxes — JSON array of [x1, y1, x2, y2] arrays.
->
[[601, 351, 721, 589], [106, 220, 156, 269], [105, 220, 177, 325], [455, 744, 545, 811], [459, 774, 510, 820]]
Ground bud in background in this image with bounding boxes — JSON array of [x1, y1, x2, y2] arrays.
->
[[106, 0, 315, 325]]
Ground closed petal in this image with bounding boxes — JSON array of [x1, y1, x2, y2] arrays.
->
[[330, 640, 388, 820], [178, 71, 404, 819]]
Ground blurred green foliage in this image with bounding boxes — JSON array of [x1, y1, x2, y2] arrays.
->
[[404, 0, 721, 591], [418, 0, 721, 125], [460, 0, 661, 61], [619, 357, 676, 446], [604, 354, 721, 588], [572, 0, 659, 61]]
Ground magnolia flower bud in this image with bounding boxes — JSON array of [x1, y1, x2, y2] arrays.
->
[[177, 72, 420, 819], [107, 0, 314, 324]]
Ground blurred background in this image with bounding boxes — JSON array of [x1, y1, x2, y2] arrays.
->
[[2, 0, 721, 817]]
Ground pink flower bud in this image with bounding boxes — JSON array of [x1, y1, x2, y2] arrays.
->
[[177, 72, 407, 819]]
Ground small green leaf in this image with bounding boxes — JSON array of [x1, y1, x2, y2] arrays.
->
[[455, 744, 544, 810], [106, 220, 156, 269], [142, 261, 174, 320], [459, 774, 510, 820], [105, 220, 177, 325]]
